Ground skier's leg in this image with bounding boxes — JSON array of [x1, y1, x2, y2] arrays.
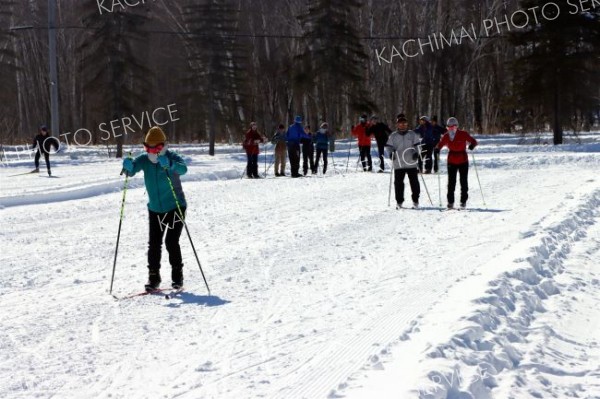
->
[[323, 150, 328, 174], [408, 168, 421, 204], [165, 207, 186, 287], [246, 153, 253, 178], [367, 147, 372, 171], [315, 149, 321, 172], [425, 145, 433, 173], [433, 148, 440, 173], [281, 148, 287, 175], [34, 150, 41, 171], [447, 163, 458, 205], [359, 146, 366, 170], [274, 151, 281, 176], [394, 169, 406, 205], [147, 210, 165, 287], [378, 142, 385, 171], [44, 153, 51, 175], [252, 154, 260, 177], [459, 163, 469, 205]]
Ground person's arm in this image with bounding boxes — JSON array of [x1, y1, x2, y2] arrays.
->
[[166, 151, 188, 176], [467, 133, 478, 150], [124, 153, 145, 177], [31, 136, 37, 150], [436, 134, 448, 150]]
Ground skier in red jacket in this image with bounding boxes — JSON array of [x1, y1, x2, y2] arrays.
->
[[352, 114, 372, 171], [243, 122, 266, 178], [436, 117, 478, 209]]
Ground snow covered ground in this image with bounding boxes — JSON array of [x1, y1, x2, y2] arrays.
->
[[1, 133, 599, 399]]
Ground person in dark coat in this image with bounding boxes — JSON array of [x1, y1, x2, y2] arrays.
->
[[301, 124, 315, 175], [286, 116, 305, 178], [436, 117, 478, 209], [367, 115, 392, 172], [415, 116, 435, 174], [243, 122, 266, 179], [31, 125, 60, 176], [314, 122, 330, 174], [431, 116, 446, 173]]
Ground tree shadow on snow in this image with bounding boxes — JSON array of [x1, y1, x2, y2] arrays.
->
[[165, 292, 230, 308]]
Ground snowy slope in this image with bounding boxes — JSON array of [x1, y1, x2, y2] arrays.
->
[[0, 135, 599, 399]]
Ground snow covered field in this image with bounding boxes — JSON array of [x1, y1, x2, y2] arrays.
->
[[1, 134, 599, 399]]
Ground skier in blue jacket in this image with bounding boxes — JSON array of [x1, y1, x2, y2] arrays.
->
[[121, 126, 188, 291], [286, 115, 305, 178]]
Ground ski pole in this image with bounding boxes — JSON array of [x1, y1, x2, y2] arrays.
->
[[164, 167, 211, 295], [264, 143, 267, 175], [388, 151, 395, 207], [471, 151, 486, 206], [417, 147, 434, 206], [110, 152, 132, 294], [345, 137, 351, 173], [240, 165, 247, 180], [438, 167, 442, 207]]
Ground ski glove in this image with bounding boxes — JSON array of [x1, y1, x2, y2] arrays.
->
[[158, 155, 171, 169], [468, 144, 476, 151], [412, 152, 419, 161], [122, 158, 134, 173]]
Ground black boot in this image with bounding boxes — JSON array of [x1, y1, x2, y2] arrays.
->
[[145, 269, 161, 291], [171, 265, 184, 289]]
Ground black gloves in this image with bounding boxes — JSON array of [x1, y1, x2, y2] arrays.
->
[[412, 152, 419, 161], [468, 144, 476, 151]]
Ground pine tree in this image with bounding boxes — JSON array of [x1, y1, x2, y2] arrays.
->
[[78, 3, 152, 157], [295, 0, 376, 127], [509, 0, 600, 144], [184, 0, 250, 156], [0, 0, 17, 138]]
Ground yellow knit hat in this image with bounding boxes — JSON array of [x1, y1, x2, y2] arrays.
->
[[144, 126, 167, 146]]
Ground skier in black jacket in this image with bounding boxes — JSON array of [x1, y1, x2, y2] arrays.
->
[[31, 125, 59, 176], [367, 115, 392, 172]]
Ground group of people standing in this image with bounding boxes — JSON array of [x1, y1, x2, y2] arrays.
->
[[244, 116, 331, 178], [242, 113, 479, 210]]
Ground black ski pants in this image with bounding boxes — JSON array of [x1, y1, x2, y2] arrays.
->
[[359, 146, 372, 171], [447, 162, 469, 205], [394, 168, 420, 204], [376, 140, 386, 171], [315, 148, 328, 174], [148, 207, 186, 274], [35, 151, 50, 172], [287, 142, 301, 177], [302, 143, 315, 175], [417, 144, 434, 173], [246, 153, 259, 177]]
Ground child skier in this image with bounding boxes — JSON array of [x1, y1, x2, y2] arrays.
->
[[436, 117, 478, 209], [121, 126, 188, 291]]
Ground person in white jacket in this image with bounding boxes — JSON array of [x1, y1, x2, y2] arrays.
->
[[385, 115, 421, 209]]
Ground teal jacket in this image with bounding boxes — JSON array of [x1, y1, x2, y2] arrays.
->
[[128, 150, 188, 213]]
